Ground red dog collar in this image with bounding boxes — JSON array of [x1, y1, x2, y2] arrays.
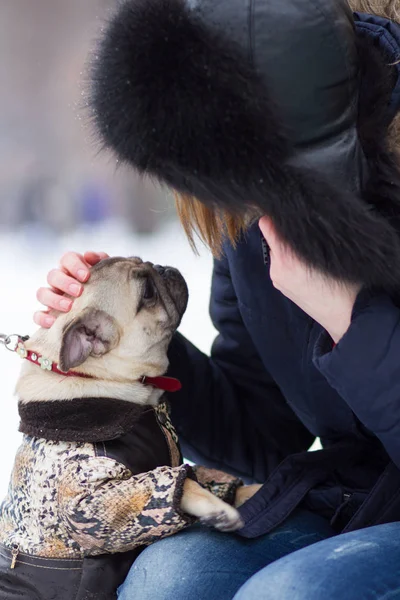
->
[[3, 336, 182, 393]]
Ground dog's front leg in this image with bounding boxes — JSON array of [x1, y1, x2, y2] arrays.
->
[[181, 478, 243, 532]]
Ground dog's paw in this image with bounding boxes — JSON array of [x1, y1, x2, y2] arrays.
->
[[200, 504, 244, 532]]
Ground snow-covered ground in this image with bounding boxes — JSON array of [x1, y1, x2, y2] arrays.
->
[[0, 220, 216, 497]]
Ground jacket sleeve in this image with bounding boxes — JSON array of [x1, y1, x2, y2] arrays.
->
[[192, 465, 243, 505], [58, 457, 195, 555], [314, 291, 400, 468], [168, 255, 315, 484]]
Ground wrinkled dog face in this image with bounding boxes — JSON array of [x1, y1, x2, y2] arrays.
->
[[58, 257, 188, 375]]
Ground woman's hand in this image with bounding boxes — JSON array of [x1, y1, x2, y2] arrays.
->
[[34, 251, 109, 328], [259, 216, 361, 343]]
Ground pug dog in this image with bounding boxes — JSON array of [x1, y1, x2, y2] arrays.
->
[[0, 257, 260, 600]]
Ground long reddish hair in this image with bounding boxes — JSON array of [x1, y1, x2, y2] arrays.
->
[[175, 193, 248, 256]]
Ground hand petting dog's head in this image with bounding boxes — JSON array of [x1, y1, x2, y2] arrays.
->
[[58, 257, 188, 376], [17, 257, 188, 403]]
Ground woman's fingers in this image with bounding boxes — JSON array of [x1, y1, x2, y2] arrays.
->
[[47, 269, 83, 297], [58, 251, 109, 281], [36, 287, 73, 313], [83, 251, 110, 265], [34, 311, 56, 329], [34, 251, 110, 329], [59, 252, 91, 282]]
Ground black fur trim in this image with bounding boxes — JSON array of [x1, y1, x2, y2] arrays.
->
[[90, 0, 400, 293], [18, 398, 147, 442]]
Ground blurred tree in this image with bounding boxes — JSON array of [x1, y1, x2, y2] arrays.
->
[[0, 0, 169, 233]]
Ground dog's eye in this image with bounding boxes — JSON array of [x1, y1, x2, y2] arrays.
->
[[143, 278, 156, 301]]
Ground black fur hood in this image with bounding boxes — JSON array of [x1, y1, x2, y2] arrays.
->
[[90, 0, 400, 292]]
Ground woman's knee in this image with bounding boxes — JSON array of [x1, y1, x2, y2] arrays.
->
[[117, 525, 253, 600], [234, 522, 400, 600], [117, 530, 197, 600]]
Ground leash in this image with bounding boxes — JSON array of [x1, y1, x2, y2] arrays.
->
[[0, 332, 182, 393], [0, 333, 29, 352]]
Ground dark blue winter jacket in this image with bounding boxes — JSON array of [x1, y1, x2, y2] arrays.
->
[[92, 0, 400, 538], [169, 221, 400, 537], [166, 12, 400, 539]]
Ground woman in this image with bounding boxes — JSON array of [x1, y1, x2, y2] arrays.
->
[[35, 0, 400, 598]]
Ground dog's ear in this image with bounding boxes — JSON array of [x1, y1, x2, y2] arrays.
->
[[59, 308, 120, 372]]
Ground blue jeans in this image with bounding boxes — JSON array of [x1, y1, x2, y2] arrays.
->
[[117, 510, 400, 600]]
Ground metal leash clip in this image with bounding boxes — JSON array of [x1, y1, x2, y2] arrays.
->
[[0, 333, 29, 352]]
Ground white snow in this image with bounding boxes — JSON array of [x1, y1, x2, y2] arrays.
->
[[0, 220, 216, 497]]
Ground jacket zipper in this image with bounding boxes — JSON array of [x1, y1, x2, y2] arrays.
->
[[10, 544, 19, 569]]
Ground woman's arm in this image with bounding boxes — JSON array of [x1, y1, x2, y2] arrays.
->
[[167, 255, 315, 483]]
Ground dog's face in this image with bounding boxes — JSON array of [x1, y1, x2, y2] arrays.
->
[[58, 257, 188, 376]]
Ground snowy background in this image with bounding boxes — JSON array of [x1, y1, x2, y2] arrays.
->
[[0, 221, 216, 497]]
